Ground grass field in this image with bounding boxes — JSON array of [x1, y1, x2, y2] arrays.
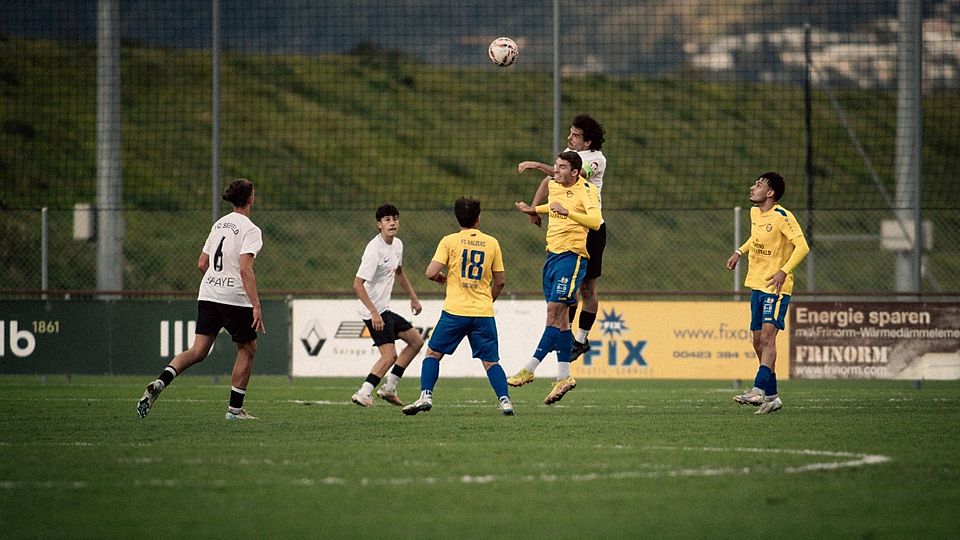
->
[[2, 375, 959, 538]]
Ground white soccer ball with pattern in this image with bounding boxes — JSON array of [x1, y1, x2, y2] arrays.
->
[[488, 37, 518, 67]]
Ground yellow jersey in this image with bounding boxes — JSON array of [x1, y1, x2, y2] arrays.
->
[[741, 205, 807, 296], [540, 179, 601, 258], [432, 229, 505, 317]]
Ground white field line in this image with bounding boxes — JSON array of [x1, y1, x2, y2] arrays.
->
[[0, 446, 891, 490]]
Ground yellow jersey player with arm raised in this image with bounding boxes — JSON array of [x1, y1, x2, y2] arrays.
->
[[402, 197, 513, 416], [726, 172, 809, 414], [513, 150, 602, 405], [518, 114, 608, 360]]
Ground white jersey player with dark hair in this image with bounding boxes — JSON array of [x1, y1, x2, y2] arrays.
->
[[137, 178, 265, 420], [350, 203, 424, 407]]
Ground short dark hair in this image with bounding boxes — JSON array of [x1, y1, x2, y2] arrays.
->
[[572, 114, 605, 151], [454, 197, 481, 228], [221, 178, 254, 207], [375, 203, 399, 221], [558, 150, 583, 175], [759, 172, 785, 201]]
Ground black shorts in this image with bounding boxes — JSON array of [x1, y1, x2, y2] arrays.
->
[[196, 300, 257, 343], [363, 310, 415, 347], [585, 222, 607, 280]]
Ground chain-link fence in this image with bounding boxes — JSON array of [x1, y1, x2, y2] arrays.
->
[[2, 1, 959, 296]]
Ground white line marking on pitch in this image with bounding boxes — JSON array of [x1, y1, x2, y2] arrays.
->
[[0, 446, 891, 490]]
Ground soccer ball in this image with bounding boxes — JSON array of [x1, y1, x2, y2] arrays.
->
[[488, 37, 518, 67]]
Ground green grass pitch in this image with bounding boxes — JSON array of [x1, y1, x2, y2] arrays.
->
[[2, 375, 959, 538]]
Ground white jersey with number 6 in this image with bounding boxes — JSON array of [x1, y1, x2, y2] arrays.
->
[[197, 212, 263, 307]]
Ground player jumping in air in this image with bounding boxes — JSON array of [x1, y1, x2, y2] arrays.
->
[[518, 114, 607, 361], [511, 151, 602, 404]]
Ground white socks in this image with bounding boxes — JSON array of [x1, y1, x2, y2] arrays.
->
[[523, 358, 541, 372], [383, 373, 400, 391]]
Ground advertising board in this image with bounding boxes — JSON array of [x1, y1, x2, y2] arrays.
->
[[291, 299, 775, 379], [790, 302, 960, 379]]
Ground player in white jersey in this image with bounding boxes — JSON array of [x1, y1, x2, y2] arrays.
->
[[350, 203, 424, 408], [518, 114, 608, 362], [137, 178, 265, 420]]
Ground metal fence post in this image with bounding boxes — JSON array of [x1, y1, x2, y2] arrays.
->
[[41, 207, 49, 299], [734, 206, 742, 300]]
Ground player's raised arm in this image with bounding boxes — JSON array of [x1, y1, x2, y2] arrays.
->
[[515, 201, 540, 215], [518, 160, 554, 176], [531, 176, 551, 205]]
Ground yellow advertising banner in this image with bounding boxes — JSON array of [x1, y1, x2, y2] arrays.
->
[[570, 301, 790, 379]]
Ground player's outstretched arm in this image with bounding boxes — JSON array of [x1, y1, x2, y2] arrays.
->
[[515, 201, 539, 215], [518, 160, 553, 176], [531, 177, 551, 205]]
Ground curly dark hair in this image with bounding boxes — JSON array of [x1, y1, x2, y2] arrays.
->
[[375, 203, 400, 221], [572, 114, 605, 151]]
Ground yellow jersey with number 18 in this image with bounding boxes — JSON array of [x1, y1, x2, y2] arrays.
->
[[432, 229, 504, 317]]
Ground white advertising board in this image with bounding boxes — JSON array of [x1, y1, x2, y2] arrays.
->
[[291, 299, 553, 378]]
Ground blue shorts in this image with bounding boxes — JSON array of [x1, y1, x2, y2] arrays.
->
[[542, 251, 586, 304], [427, 311, 500, 362], [750, 290, 791, 331]]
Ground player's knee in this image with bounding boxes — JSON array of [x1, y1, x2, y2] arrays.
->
[[404, 330, 424, 350], [188, 340, 212, 362], [238, 339, 257, 356], [580, 280, 596, 296]]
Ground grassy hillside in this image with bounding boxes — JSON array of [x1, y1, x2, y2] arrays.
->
[[2, 38, 958, 293]]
